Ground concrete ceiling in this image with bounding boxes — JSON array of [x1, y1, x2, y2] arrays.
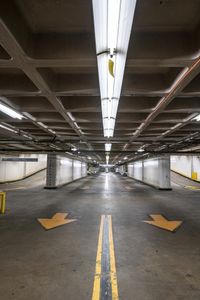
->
[[0, 0, 200, 163]]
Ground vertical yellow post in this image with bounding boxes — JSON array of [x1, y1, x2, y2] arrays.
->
[[191, 172, 197, 180], [0, 192, 6, 214]]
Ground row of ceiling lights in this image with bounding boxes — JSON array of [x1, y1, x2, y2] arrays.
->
[[92, 0, 137, 139], [1, 98, 200, 145], [92, 0, 137, 164], [1, 0, 200, 162]]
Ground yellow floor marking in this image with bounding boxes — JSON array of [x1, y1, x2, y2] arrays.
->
[[92, 215, 104, 300], [108, 215, 119, 300], [143, 214, 183, 232], [38, 213, 76, 230], [3, 187, 25, 191], [185, 185, 200, 191]]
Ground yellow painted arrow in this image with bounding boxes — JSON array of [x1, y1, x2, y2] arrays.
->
[[38, 213, 76, 230], [143, 214, 182, 232]]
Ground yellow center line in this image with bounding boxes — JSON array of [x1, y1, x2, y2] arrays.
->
[[92, 215, 104, 300], [92, 215, 119, 300], [108, 215, 119, 300]]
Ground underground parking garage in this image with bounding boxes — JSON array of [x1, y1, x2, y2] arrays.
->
[[0, 1, 200, 299]]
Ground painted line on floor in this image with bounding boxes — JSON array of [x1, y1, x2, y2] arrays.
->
[[92, 215, 104, 300], [3, 187, 26, 191], [38, 213, 77, 230], [185, 185, 200, 191], [108, 215, 119, 300], [143, 214, 183, 232], [92, 215, 119, 300]]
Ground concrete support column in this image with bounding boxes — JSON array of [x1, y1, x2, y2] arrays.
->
[[142, 160, 144, 182], [45, 154, 87, 189], [157, 156, 171, 189], [45, 153, 57, 189]]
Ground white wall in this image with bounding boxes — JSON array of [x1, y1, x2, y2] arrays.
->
[[0, 154, 47, 183], [171, 155, 200, 181], [81, 162, 87, 177], [73, 160, 82, 180], [128, 161, 143, 180], [55, 156, 73, 186], [46, 154, 88, 188], [128, 156, 171, 189], [0, 153, 87, 186], [117, 165, 126, 175]]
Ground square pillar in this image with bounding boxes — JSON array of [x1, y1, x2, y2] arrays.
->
[[45, 153, 57, 189]]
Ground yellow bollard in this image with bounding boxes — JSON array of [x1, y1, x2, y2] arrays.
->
[[0, 192, 6, 214], [191, 172, 198, 181]]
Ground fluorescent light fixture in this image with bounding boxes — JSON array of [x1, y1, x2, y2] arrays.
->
[[88, 156, 92, 160], [73, 122, 83, 134], [72, 147, 77, 152], [37, 122, 48, 129], [23, 112, 36, 121], [105, 143, 112, 152], [67, 113, 83, 135], [0, 103, 23, 119], [22, 134, 32, 140], [74, 122, 79, 129], [193, 114, 200, 121], [67, 112, 75, 122], [106, 154, 109, 165], [92, 0, 137, 137], [0, 124, 18, 133], [50, 144, 60, 150], [48, 129, 56, 134], [137, 148, 144, 152]]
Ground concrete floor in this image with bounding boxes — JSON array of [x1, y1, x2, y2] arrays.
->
[[0, 172, 200, 299]]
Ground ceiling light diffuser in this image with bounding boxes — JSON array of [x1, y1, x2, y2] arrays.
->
[[193, 114, 200, 122], [37, 122, 48, 129], [92, 0, 137, 137], [0, 103, 23, 120], [0, 124, 18, 133], [106, 154, 109, 165], [48, 129, 56, 134], [23, 134, 32, 139], [105, 143, 112, 152]]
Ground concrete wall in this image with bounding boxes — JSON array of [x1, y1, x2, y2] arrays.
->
[[171, 155, 200, 181], [46, 154, 87, 188], [128, 161, 143, 180], [81, 162, 87, 177], [0, 154, 47, 183], [73, 160, 82, 180], [55, 156, 73, 186], [116, 165, 126, 175], [127, 156, 171, 189]]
